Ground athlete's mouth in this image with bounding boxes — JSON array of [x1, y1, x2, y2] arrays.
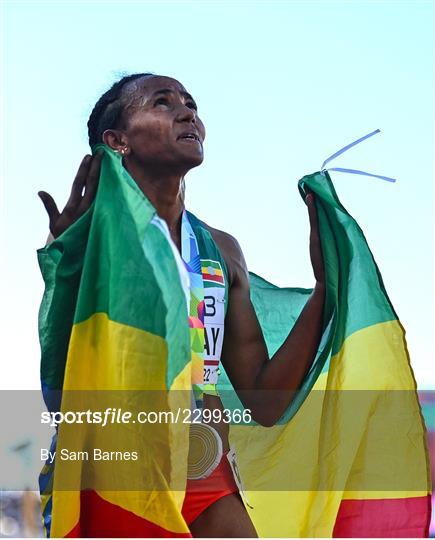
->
[[177, 132, 201, 142]]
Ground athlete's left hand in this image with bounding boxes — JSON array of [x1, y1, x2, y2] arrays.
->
[[306, 192, 325, 286]]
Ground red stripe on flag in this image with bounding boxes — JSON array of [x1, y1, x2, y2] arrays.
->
[[65, 490, 192, 538], [203, 273, 224, 283], [333, 495, 431, 538]]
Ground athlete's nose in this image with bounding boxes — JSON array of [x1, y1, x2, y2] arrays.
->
[[176, 104, 196, 124]]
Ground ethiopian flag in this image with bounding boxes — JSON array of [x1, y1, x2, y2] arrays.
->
[[201, 259, 225, 287], [221, 171, 432, 537], [38, 145, 431, 537]]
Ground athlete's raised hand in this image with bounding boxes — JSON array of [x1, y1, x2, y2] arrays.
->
[[305, 192, 325, 286], [38, 152, 103, 239]]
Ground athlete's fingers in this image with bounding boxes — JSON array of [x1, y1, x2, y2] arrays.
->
[[306, 192, 325, 283], [81, 151, 103, 209], [306, 193, 318, 233], [38, 191, 60, 224], [67, 155, 92, 207]]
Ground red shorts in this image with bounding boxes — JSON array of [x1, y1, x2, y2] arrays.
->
[[181, 452, 239, 525]]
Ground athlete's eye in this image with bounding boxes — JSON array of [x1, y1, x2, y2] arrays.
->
[[154, 97, 169, 107], [186, 100, 198, 111]]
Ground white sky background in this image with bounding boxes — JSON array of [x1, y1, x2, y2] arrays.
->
[[1, 0, 434, 390]]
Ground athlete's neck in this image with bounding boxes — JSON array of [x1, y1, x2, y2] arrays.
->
[[126, 163, 185, 235]]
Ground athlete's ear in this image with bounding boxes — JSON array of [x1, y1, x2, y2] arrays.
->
[[102, 129, 129, 154]]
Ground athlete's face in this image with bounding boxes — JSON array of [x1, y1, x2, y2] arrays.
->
[[112, 75, 206, 174]]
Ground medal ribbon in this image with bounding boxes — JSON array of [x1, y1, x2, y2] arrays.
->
[[180, 209, 205, 408]]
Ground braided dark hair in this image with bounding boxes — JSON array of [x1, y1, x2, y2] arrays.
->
[[87, 72, 155, 147]]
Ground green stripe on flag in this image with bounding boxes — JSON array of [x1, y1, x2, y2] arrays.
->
[[38, 145, 191, 390]]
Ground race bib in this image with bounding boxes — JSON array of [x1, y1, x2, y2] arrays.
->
[[203, 286, 225, 384]]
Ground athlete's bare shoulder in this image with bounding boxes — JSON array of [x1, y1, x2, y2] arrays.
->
[[201, 222, 248, 288]]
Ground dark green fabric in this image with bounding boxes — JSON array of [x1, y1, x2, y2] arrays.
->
[[299, 171, 397, 355], [38, 211, 92, 390]]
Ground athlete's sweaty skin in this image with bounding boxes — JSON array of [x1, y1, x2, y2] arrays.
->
[[38, 75, 324, 538]]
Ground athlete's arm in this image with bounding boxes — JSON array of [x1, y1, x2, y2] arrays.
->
[[219, 194, 325, 426]]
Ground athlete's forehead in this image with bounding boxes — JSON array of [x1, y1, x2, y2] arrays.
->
[[128, 75, 190, 101]]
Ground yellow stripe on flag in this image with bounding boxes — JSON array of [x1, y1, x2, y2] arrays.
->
[[50, 313, 192, 536], [327, 320, 416, 391], [229, 321, 428, 537]]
